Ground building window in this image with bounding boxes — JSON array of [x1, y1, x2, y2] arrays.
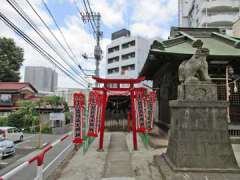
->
[[0, 94, 13, 106], [121, 64, 135, 73], [122, 40, 135, 49], [122, 52, 135, 60], [108, 46, 119, 53], [107, 67, 119, 74], [108, 56, 119, 64]]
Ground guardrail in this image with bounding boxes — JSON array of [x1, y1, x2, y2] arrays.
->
[[0, 132, 72, 180]]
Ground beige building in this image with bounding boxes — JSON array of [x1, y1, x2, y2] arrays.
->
[[233, 18, 240, 37], [54, 88, 89, 109]]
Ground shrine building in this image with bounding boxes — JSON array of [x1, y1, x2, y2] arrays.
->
[[140, 27, 240, 131]]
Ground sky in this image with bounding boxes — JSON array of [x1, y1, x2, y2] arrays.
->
[[0, 0, 178, 89]]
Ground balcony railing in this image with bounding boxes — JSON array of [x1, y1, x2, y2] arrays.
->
[[202, 0, 240, 12], [200, 14, 238, 26]]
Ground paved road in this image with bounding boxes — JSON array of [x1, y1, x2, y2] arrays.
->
[[0, 133, 73, 180], [0, 134, 61, 170]]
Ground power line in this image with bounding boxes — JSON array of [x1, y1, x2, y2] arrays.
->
[[6, 0, 89, 84], [0, 12, 88, 88], [82, 0, 97, 34], [73, 0, 96, 39], [41, 0, 89, 77], [41, 0, 79, 64], [24, 0, 87, 75], [85, 0, 97, 27], [74, 0, 103, 86]]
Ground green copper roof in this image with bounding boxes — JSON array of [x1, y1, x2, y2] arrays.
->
[[140, 27, 240, 79], [151, 32, 240, 56]]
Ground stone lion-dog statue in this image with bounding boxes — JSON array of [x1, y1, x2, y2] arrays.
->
[[179, 46, 211, 83]]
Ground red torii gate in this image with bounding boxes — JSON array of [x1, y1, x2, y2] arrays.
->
[[92, 76, 146, 151]]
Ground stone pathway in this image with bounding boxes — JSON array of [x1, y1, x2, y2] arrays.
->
[[102, 133, 135, 180]]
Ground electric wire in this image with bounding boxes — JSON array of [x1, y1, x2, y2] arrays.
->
[[73, 0, 96, 39], [82, 0, 97, 35], [24, 0, 89, 78], [41, 0, 88, 77], [6, 0, 89, 84], [85, 0, 97, 27], [0, 12, 88, 88]]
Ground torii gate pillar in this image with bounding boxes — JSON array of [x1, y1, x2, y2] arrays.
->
[[93, 76, 145, 151]]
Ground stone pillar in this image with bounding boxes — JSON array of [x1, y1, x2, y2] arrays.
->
[[166, 82, 238, 170], [154, 82, 240, 180]]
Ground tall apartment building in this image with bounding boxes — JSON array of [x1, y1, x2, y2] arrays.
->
[[179, 0, 240, 32], [24, 66, 58, 92], [105, 29, 151, 85]]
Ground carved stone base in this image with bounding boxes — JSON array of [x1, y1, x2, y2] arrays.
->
[[154, 154, 240, 180], [167, 100, 238, 169], [178, 81, 217, 101], [167, 82, 239, 170]]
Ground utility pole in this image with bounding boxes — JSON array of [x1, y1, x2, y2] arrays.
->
[[80, 11, 103, 87]]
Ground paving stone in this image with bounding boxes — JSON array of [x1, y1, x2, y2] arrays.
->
[[103, 133, 134, 178]]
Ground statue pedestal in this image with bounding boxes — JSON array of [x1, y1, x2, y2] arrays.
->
[[155, 82, 240, 179]]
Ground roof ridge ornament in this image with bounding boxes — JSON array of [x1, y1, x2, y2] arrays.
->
[[150, 40, 165, 50]]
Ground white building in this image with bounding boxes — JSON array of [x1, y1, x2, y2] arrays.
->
[[105, 29, 152, 86], [179, 0, 240, 33]]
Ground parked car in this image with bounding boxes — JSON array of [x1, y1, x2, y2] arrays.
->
[[0, 130, 15, 159], [0, 127, 24, 142]]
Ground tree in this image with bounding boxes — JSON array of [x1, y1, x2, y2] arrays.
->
[[7, 100, 39, 129], [0, 37, 24, 82]]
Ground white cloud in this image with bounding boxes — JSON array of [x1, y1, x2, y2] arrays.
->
[[130, 0, 178, 39], [131, 0, 178, 24], [87, 0, 127, 28], [0, 1, 99, 89], [0, 0, 178, 89], [130, 23, 169, 39]]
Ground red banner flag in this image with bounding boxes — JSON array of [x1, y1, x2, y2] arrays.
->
[[146, 91, 156, 132], [73, 93, 85, 144], [134, 89, 146, 133]]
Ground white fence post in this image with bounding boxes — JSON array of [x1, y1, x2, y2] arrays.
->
[[34, 164, 43, 180]]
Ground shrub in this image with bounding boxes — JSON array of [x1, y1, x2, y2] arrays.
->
[[0, 117, 8, 126], [41, 126, 52, 134]]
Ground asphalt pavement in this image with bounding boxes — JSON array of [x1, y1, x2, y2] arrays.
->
[[0, 133, 73, 180]]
